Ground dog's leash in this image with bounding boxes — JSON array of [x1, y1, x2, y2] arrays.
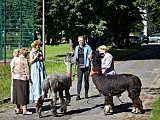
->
[[116, 95, 124, 104], [72, 64, 77, 81]]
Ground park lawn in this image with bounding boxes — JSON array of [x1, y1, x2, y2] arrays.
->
[[109, 46, 147, 60], [0, 65, 11, 100], [44, 44, 73, 74], [45, 44, 72, 62]]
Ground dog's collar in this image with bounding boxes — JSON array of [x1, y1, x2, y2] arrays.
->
[[66, 72, 71, 78], [90, 71, 98, 76], [66, 72, 72, 87]]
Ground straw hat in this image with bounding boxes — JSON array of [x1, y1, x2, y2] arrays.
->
[[31, 40, 42, 48], [13, 49, 20, 57], [98, 45, 108, 53]]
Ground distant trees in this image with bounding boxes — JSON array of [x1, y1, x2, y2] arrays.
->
[[34, 0, 158, 48], [145, 0, 160, 34]]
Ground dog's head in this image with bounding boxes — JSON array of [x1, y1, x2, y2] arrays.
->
[[64, 52, 76, 65], [90, 51, 101, 64]]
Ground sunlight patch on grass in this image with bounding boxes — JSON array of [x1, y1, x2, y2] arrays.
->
[[45, 44, 72, 61]]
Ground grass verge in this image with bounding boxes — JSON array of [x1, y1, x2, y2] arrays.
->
[[150, 96, 160, 120]]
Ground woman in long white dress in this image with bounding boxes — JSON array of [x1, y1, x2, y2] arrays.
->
[[29, 40, 47, 102]]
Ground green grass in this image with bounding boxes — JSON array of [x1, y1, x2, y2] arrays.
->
[[44, 44, 73, 74], [150, 97, 160, 120], [45, 44, 72, 61], [0, 65, 11, 100], [108, 46, 147, 60]]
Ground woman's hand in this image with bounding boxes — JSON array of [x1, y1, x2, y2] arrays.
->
[[29, 79, 33, 86], [39, 56, 43, 60]]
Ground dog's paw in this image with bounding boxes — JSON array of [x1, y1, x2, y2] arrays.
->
[[131, 107, 136, 113], [38, 114, 42, 118], [60, 106, 67, 113], [104, 105, 111, 115], [52, 111, 58, 117], [132, 107, 142, 114]]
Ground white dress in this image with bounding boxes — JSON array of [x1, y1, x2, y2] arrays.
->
[[30, 51, 47, 101]]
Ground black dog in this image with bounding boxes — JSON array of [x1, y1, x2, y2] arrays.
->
[[90, 51, 143, 115]]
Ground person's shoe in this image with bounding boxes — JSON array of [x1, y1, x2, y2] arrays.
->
[[15, 108, 23, 114], [85, 94, 88, 99], [23, 111, 32, 115], [76, 95, 81, 100]]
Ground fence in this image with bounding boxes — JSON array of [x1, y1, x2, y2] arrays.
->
[[0, 0, 34, 102], [0, 0, 34, 64]]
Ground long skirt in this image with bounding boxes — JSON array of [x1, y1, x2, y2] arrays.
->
[[13, 79, 29, 105]]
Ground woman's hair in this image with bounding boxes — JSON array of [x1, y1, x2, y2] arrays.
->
[[98, 45, 108, 51], [13, 49, 20, 57], [78, 36, 85, 41], [31, 40, 42, 48], [20, 48, 30, 57]]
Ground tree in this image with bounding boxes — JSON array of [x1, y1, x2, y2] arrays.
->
[[34, 0, 146, 48]]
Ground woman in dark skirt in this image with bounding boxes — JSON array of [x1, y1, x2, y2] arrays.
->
[[12, 48, 32, 115], [13, 79, 29, 105]]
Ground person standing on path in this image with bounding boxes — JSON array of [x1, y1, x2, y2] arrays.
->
[[98, 45, 116, 107], [29, 40, 47, 102], [10, 49, 20, 102], [12, 48, 32, 115], [74, 36, 92, 100], [98, 45, 116, 75]]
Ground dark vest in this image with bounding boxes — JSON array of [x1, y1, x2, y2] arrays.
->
[[78, 47, 84, 68]]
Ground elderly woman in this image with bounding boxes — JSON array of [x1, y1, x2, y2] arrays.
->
[[12, 48, 32, 115], [29, 40, 47, 102], [98, 45, 116, 75], [10, 49, 20, 102]]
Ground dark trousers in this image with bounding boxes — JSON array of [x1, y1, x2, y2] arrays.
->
[[77, 65, 91, 96]]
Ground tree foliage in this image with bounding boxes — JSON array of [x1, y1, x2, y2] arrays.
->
[[34, 0, 158, 47], [135, 0, 160, 34]]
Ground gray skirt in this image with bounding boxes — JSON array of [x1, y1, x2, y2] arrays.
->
[[13, 79, 29, 105]]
